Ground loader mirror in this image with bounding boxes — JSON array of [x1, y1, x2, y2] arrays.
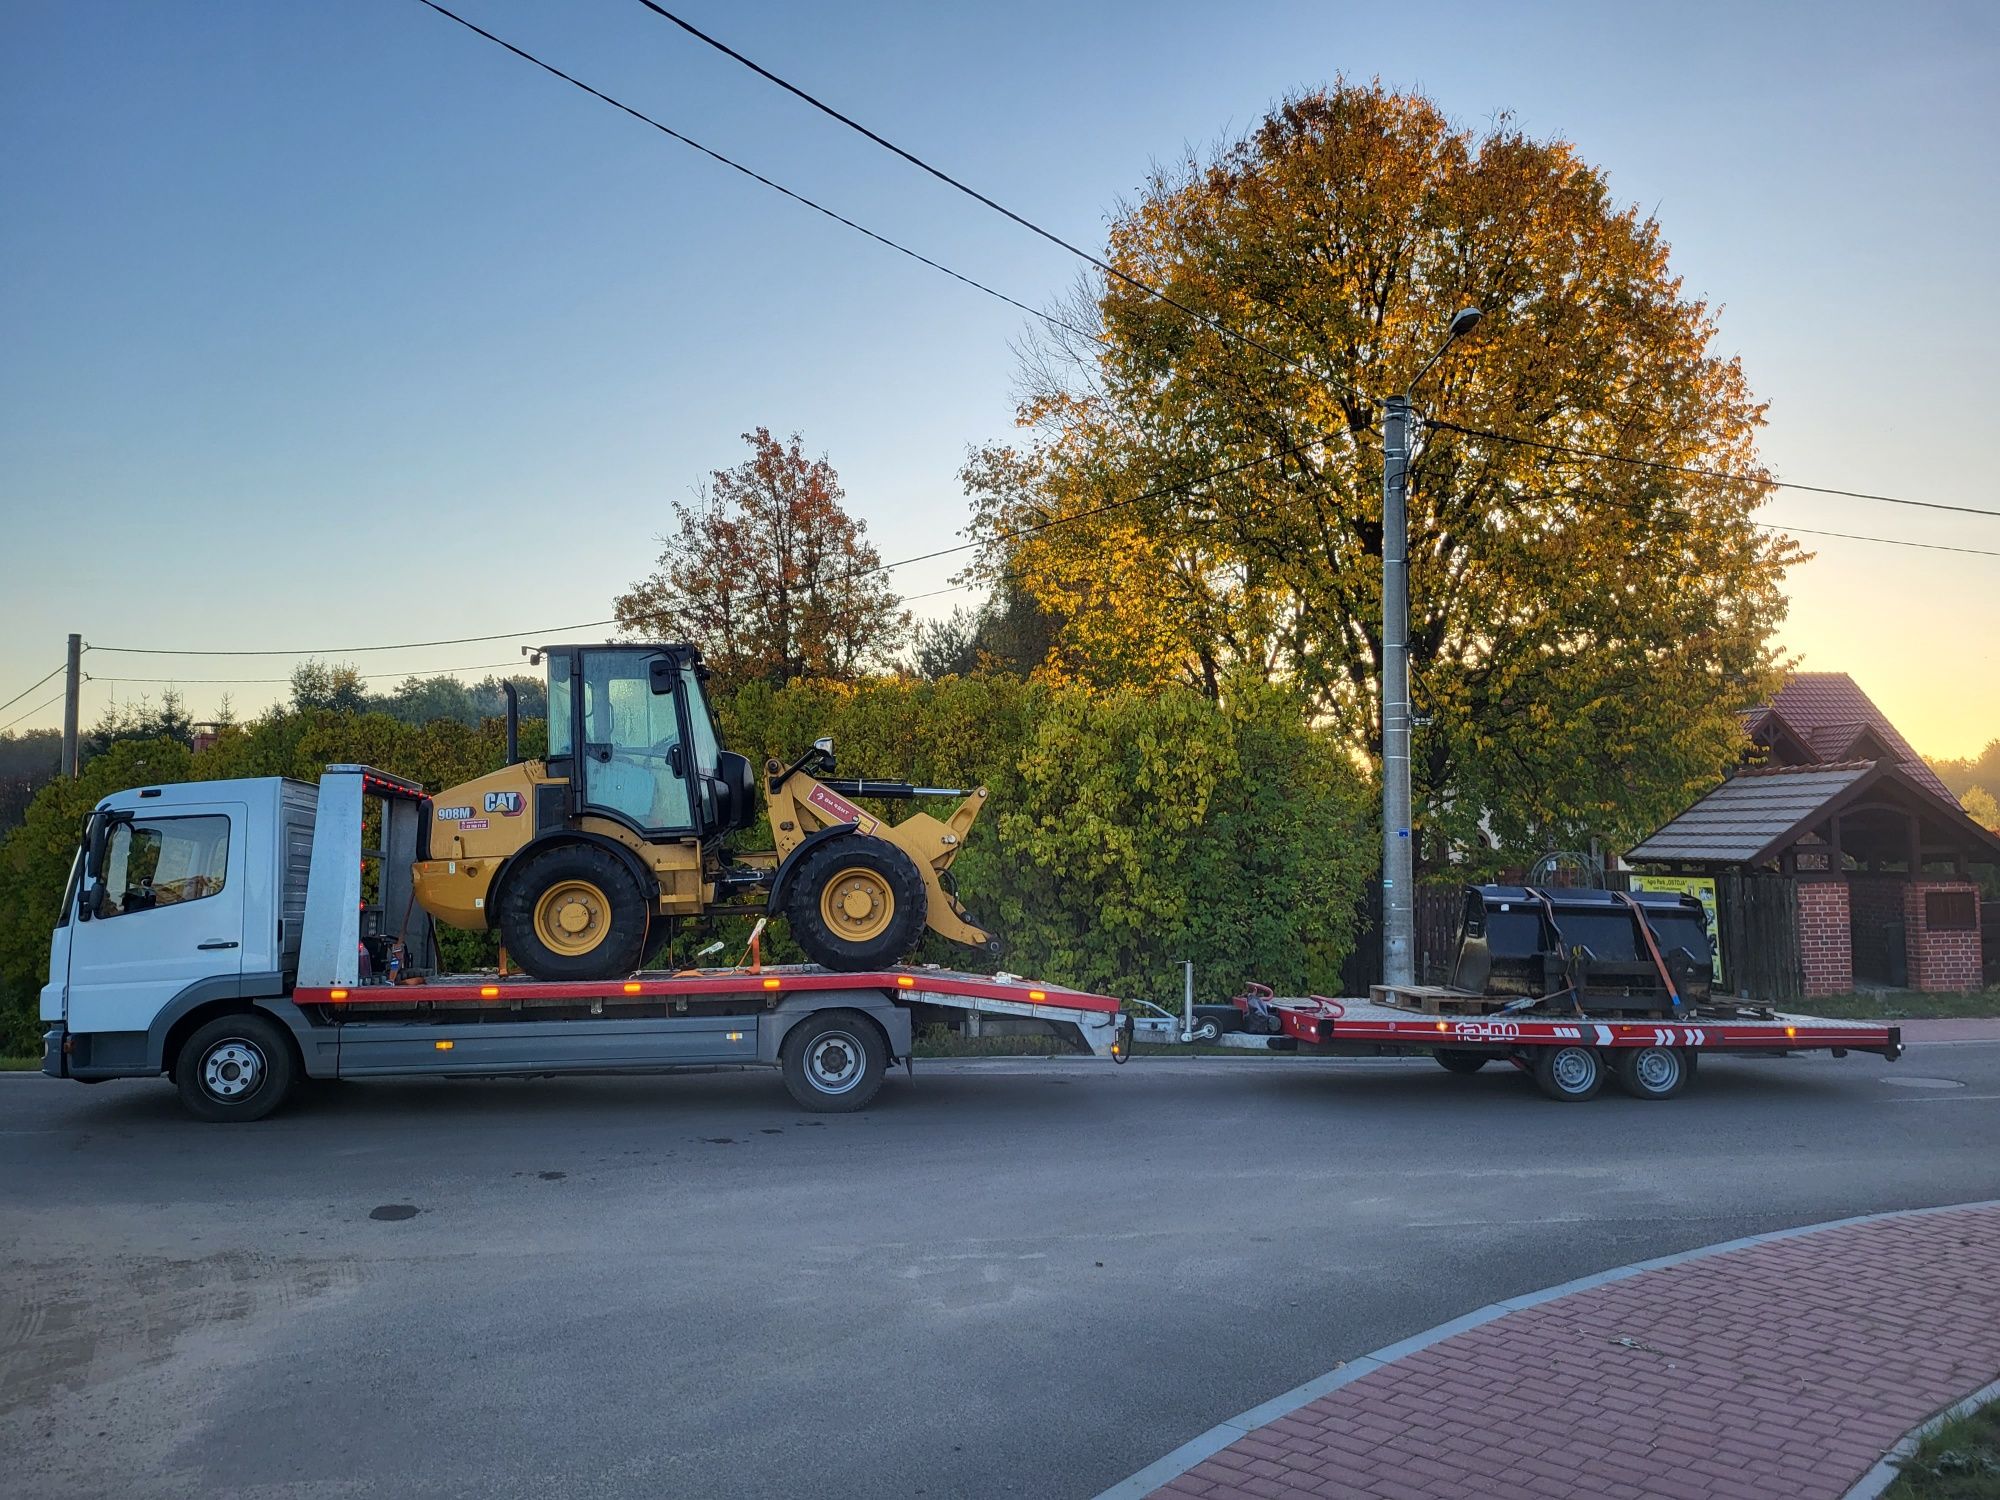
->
[[648, 658, 676, 695], [813, 736, 835, 771]]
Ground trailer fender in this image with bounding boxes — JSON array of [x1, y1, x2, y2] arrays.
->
[[765, 822, 860, 913], [757, 990, 909, 1066]]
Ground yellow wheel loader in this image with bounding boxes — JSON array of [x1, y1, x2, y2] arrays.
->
[[411, 643, 996, 980]]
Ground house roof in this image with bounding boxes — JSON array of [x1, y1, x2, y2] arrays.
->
[[1748, 673, 1953, 800], [1628, 759, 2000, 868], [1628, 763, 1875, 865]]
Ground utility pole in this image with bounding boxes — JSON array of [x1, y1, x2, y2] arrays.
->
[[1378, 307, 1483, 989], [62, 633, 81, 778], [1379, 397, 1415, 986]]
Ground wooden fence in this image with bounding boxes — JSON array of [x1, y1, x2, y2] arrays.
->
[[1712, 871, 1803, 1005]]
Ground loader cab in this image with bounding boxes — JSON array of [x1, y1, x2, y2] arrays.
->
[[539, 643, 754, 842]]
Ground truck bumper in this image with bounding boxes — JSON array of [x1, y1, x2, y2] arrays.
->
[[42, 1025, 67, 1079]]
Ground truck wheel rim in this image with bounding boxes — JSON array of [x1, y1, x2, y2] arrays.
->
[[1635, 1048, 1679, 1092], [203, 1039, 265, 1100], [820, 868, 893, 943], [534, 879, 610, 955], [1552, 1047, 1595, 1093], [806, 1031, 864, 1094]]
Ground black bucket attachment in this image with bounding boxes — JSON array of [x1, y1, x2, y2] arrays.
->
[[1450, 885, 1713, 1014]]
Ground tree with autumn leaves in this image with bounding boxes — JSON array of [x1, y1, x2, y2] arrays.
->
[[961, 82, 1800, 867], [617, 428, 908, 686]]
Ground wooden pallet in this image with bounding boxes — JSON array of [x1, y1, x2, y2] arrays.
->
[[1369, 983, 1524, 1015]]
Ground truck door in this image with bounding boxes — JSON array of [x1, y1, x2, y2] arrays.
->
[[66, 803, 247, 1038]]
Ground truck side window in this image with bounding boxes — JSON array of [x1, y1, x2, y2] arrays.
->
[[100, 816, 231, 918]]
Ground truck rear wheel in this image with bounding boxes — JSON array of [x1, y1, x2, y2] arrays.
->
[[784, 836, 927, 972], [1531, 1044, 1604, 1102], [498, 843, 650, 981], [780, 1009, 888, 1112], [1612, 1046, 1691, 1100], [175, 1013, 296, 1123], [1434, 1049, 1490, 1074]]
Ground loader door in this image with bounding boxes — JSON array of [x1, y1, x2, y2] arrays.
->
[[577, 650, 695, 836]]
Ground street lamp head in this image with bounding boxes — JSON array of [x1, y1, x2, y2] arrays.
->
[[1448, 306, 1484, 340]]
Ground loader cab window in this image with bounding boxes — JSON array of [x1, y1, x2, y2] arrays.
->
[[546, 664, 573, 759], [681, 666, 721, 773], [579, 651, 693, 832]]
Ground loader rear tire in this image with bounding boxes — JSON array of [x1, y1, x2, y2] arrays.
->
[[498, 843, 650, 981], [785, 836, 927, 972]]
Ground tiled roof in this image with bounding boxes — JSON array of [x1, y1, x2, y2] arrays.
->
[[1627, 763, 1874, 864], [1759, 673, 1952, 799]]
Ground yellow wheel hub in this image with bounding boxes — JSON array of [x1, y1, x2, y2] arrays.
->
[[820, 867, 894, 944], [534, 878, 612, 956]]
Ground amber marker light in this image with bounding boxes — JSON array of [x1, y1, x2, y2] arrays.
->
[[435, 1040, 454, 1051], [896, 975, 914, 988], [623, 982, 642, 994], [762, 977, 782, 990], [479, 985, 500, 998], [329, 988, 348, 1000], [1029, 989, 1047, 1002]]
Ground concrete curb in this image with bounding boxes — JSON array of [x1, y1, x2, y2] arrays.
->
[[1094, 1198, 2000, 1500], [1842, 1373, 2000, 1499]]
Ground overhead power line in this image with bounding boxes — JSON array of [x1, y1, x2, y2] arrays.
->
[[409, 0, 1097, 345], [86, 619, 616, 659], [0, 662, 65, 718], [1425, 418, 2000, 519], [0, 689, 67, 735], [1759, 523, 2000, 559], [88, 660, 531, 687], [629, 2, 1321, 384]]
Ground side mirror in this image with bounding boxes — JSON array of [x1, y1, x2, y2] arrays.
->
[[648, 658, 677, 695]]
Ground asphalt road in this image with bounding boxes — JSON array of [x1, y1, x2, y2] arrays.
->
[[4, 1042, 1998, 1500]]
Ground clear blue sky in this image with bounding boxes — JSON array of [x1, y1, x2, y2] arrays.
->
[[3, 0, 1996, 756]]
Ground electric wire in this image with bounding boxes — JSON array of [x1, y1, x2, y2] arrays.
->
[[0, 689, 67, 735], [410, 0, 1099, 345], [628, 2, 1321, 384], [85, 660, 531, 687], [0, 663, 66, 718], [87, 620, 616, 659], [1424, 418, 2000, 518]]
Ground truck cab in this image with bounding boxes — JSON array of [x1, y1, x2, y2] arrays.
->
[[43, 776, 319, 1084]]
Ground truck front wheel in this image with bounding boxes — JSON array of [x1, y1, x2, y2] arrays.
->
[[175, 1013, 296, 1123], [780, 1009, 888, 1112]]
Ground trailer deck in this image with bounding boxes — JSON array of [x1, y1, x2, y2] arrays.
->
[[1245, 993, 1903, 1058]]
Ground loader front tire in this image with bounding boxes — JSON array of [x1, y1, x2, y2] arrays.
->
[[498, 843, 650, 981], [786, 836, 927, 971]]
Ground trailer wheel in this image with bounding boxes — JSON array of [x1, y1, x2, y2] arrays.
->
[[780, 1009, 887, 1112], [175, 1013, 296, 1123], [1531, 1045, 1604, 1102], [1433, 1049, 1490, 1075], [784, 837, 927, 972], [1612, 1046, 1691, 1100]]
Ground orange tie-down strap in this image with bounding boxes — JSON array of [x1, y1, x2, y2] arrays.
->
[[1612, 890, 1681, 1008]]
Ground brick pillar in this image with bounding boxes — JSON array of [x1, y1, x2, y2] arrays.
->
[[1904, 882, 1981, 992], [1795, 880, 1852, 999]]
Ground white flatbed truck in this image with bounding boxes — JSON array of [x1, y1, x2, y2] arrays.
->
[[39, 765, 1128, 1121]]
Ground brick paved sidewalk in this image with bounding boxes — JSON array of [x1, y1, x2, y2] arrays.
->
[[1141, 1203, 2000, 1500]]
